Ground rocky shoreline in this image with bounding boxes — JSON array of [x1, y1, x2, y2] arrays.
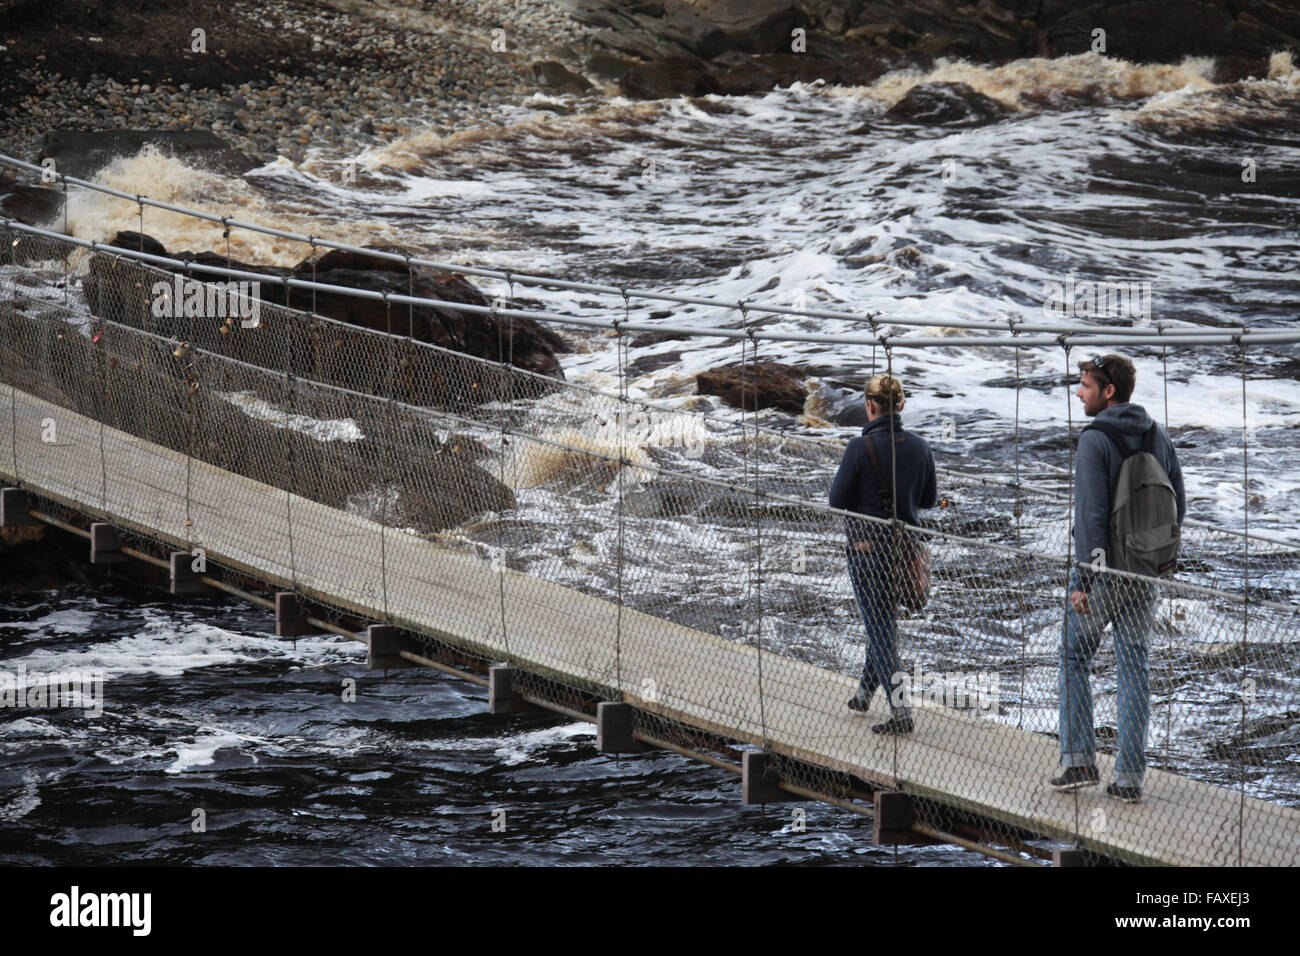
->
[[2, 0, 1296, 179], [0, 0, 602, 170]]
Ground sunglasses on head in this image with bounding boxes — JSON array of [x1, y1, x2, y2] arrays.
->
[[1086, 354, 1110, 385]]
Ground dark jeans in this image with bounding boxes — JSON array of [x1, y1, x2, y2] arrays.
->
[[846, 543, 909, 717]]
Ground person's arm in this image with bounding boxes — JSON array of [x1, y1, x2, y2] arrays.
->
[[1166, 432, 1187, 525], [920, 441, 938, 509], [829, 438, 860, 511], [1073, 429, 1112, 593]]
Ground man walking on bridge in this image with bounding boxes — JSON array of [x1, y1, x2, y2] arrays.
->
[[1052, 354, 1185, 803], [830, 374, 937, 735]]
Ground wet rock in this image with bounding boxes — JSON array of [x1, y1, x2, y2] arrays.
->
[[0, 307, 514, 532], [295, 247, 570, 382], [1210, 54, 1270, 83], [696, 361, 808, 414], [623, 482, 700, 518], [83, 234, 570, 406], [661, 2, 730, 59], [619, 56, 716, 98], [0, 184, 65, 227], [531, 60, 594, 94], [584, 51, 639, 81], [884, 81, 1013, 126], [698, 0, 807, 54], [38, 129, 256, 180], [1044, 0, 1232, 62]]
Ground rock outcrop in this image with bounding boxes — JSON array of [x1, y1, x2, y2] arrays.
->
[[38, 129, 256, 180], [696, 360, 808, 413], [82, 233, 570, 407], [562, 0, 1298, 100], [883, 81, 1013, 125]]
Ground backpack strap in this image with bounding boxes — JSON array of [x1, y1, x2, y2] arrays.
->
[[1082, 421, 1138, 460], [1083, 421, 1161, 460], [862, 431, 905, 513]]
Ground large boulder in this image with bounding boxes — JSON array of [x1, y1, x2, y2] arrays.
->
[[0, 305, 515, 532], [884, 81, 1013, 125], [0, 184, 65, 227], [572, 0, 1300, 83], [698, 0, 807, 54], [38, 130, 256, 181], [619, 56, 719, 98], [696, 361, 808, 414], [293, 247, 569, 382], [82, 233, 569, 407], [531, 60, 595, 94]]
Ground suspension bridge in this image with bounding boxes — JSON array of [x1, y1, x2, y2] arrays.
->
[[2, 154, 1299, 866]]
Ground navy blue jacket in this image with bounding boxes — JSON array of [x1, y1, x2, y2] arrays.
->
[[829, 414, 937, 539], [1074, 402, 1186, 591]]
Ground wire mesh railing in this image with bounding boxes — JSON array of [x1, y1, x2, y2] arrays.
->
[[2, 222, 1297, 866]]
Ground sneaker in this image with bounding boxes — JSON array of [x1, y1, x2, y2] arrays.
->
[[846, 692, 872, 712], [871, 715, 914, 735], [1105, 782, 1142, 803], [1049, 765, 1099, 791]]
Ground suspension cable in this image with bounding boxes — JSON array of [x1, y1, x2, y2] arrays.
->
[[1238, 342, 1249, 867], [1014, 331, 1026, 731], [615, 288, 630, 699], [1062, 343, 1080, 841]]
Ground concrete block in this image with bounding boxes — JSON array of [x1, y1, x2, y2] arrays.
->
[[169, 551, 206, 595], [0, 488, 39, 527], [367, 624, 418, 670], [596, 702, 656, 753], [89, 522, 128, 564], [488, 664, 535, 715], [275, 591, 321, 637], [742, 750, 808, 804]]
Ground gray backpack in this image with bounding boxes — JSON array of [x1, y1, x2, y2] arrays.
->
[[1084, 422, 1180, 577]]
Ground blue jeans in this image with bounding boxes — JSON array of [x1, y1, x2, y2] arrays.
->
[[1058, 569, 1158, 788], [847, 543, 910, 718]]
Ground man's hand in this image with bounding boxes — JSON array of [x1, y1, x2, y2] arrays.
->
[[1071, 589, 1091, 615]]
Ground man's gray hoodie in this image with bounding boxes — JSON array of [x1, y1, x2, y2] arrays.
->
[[1074, 402, 1186, 591]]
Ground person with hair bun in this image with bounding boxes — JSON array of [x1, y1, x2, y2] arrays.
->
[[829, 374, 937, 734]]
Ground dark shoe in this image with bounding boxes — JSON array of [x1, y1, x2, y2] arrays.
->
[[1050, 765, 1099, 792], [1105, 782, 1142, 803], [847, 692, 872, 712], [871, 715, 914, 735]]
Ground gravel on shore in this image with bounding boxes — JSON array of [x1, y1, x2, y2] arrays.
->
[[0, 0, 603, 170]]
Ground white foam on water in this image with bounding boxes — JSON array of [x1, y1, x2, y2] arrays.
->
[[2, 608, 97, 634], [165, 729, 254, 774], [0, 716, 66, 738], [8, 614, 360, 682], [492, 722, 592, 765], [0, 773, 42, 822], [217, 390, 365, 442], [59, 145, 399, 265]]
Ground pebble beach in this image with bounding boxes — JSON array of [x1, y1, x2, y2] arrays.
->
[[0, 0, 603, 167]]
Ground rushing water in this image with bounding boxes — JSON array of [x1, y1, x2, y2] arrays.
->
[[4, 51, 1299, 864]]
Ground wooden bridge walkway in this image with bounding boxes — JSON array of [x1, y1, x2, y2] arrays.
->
[[3, 383, 1296, 866]]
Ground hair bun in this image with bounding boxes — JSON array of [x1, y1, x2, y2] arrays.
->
[[865, 374, 905, 408]]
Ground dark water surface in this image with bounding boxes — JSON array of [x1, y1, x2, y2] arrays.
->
[[0, 576, 995, 866]]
